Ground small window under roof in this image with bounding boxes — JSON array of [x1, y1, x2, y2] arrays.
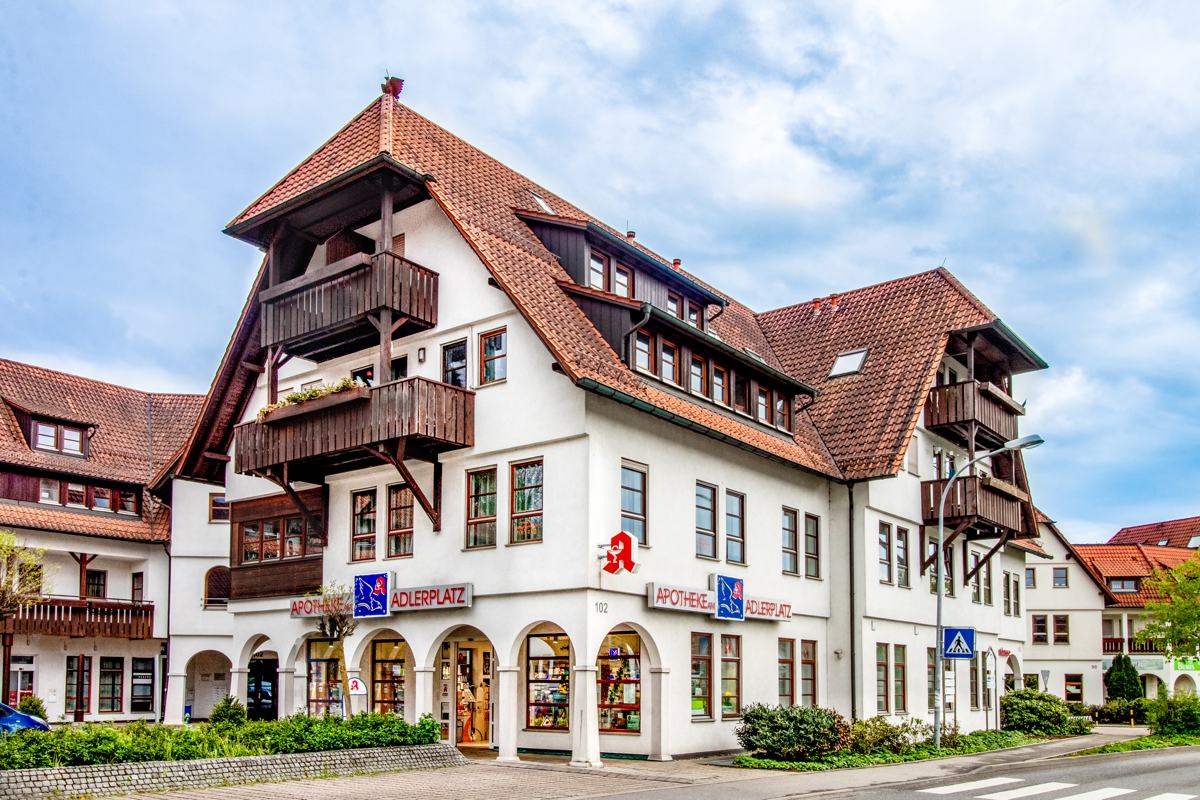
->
[[1158, 538, 1169, 546], [1188, 535, 1200, 549], [743, 347, 765, 363], [529, 190, 554, 215], [830, 348, 868, 377]]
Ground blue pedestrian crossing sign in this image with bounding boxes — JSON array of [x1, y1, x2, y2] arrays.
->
[[943, 627, 976, 659]]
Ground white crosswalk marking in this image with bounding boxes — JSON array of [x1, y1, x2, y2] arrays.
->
[[1141, 795, 1197, 800], [919, 778, 1025, 795], [978, 783, 1078, 800], [1050, 790, 1134, 800]]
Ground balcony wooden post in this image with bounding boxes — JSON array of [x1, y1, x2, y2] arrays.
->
[[365, 439, 442, 532], [70, 553, 96, 598]]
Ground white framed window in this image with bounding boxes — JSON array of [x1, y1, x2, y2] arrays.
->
[[830, 348, 868, 377]]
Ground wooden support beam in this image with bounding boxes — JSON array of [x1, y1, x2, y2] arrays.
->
[[202, 451, 231, 463], [364, 439, 441, 531], [240, 360, 265, 374], [69, 553, 96, 598], [921, 520, 971, 573], [378, 185, 395, 254], [250, 466, 323, 543], [964, 533, 1011, 585]]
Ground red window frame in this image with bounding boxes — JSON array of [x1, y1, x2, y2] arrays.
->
[[659, 339, 680, 385], [690, 633, 712, 720], [479, 327, 508, 385], [725, 490, 745, 564], [666, 291, 683, 319], [711, 365, 729, 405], [778, 638, 795, 706], [208, 493, 229, 522], [876, 643, 889, 713], [800, 640, 817, 707], [1032, 614, 1048, 643], [755, 387, 772, 423], [733, 374, 750, 413], [686, 301, 702, 328], [689, 356, 707, 395], [782, 507, 799, 575], [894, 644, 907, 713], [351, 489, 377, 562], [510, 459, 544, 544], [387, 484, 415, 558], [99, 656, 123, 713], [695, 482, 717, 559], [634, 331, 654, 372], [466, 467, 498, 549], [774, 391, 791, 431], [588, 252, 609, 291], [33, 420, 86, 456], [613, 263, 634, 297], [720, 634, 741, 718]]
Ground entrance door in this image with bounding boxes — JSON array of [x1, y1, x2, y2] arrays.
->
[[454, 642, 492, 746], [8, 655, 34, 706], [247, 658, 278, 721]]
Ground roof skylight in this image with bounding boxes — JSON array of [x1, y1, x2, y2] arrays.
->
[[830, 348, 868, 377], [529, 190, 554, 215], [1188, 535, 1200, 549], [743, 348, 765, 363]]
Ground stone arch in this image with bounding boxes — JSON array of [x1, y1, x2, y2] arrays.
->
[[419, 623, 499, 670], [592, 620, 662, 668], [349, 625, 411, 669], [182, 650, 234, 721], [505, 619, 575, 666], [236, 633, 280, 669], [1005, 653, 1024, 690]]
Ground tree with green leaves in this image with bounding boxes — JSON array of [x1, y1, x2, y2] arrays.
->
[[0, 531, 46, 703], [312, 583, 358, 717], [1104, 654, 1143, 700], [1137, 557, 1200, 660]]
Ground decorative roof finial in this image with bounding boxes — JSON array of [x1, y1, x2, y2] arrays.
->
[[381, 75, 404, 99]]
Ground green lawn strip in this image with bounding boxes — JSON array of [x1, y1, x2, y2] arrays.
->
[[1072, 734, 1200, 756], [733, 732, 1043, 772]]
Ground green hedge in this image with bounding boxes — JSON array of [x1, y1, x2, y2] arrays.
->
[[0, 713, 440, 770], [1000, 689, 1092, 736], [735, 729, 1032, 771], [735, 704, 851, 761], [1149, 694, 1200, 736]]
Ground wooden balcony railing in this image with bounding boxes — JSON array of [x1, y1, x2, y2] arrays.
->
[[1102, 637, 1162, 654], [259, 251, 438, 360], [234, 377, 474, 476], [2, 596, 154, 640], [925, 380, 1022, 447], [920, 475, 1024, 535]]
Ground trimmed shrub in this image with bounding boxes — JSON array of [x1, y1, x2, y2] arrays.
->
[[208, 695, 247, 728], [1150, 694, 1200, 736], [1096, 697, 1150, 724], [1001, 689, 1091, 736], [16, 695, 48, 721], [1104, 655, 1144, 702], [735, 704, 851, 761], [849, 716, 930, 754]]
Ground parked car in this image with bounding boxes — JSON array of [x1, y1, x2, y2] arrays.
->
[[0, 701, 50, 732]]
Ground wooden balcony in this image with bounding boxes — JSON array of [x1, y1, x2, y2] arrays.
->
[[920, 475, 1024, 537], [1103, 637, 1162, 655], [259, 251, 438, 361], [925, 380, 1023, 449], [233, 377, 473, 478], [2, 596, 154, 640]]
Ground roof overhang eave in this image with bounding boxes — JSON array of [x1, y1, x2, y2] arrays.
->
[[956, 319, 1049, 374]]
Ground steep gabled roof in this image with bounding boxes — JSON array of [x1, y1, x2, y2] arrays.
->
[[1074, 543, 1198, 607], [0, 358, 203, 485], [757, 269, 997, 480], [1108, 515, 1200, 549], [1032, 510, 1117, 603]]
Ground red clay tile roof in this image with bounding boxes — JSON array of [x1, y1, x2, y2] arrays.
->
[[0, 359, 203, 486], [1008, 538, 1049, 558], [1074, 544, 1198, 606], [757, 269, 996, 480], [0, 497, 168, 543], [1032, 510, 1116, 602], [1107, 516, 1200, 548], [193, 95, 1037, 485]]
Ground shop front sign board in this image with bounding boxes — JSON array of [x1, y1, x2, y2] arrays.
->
[[290, 593, 352, 619], [390, 582, 473, 612], [646, 577, 792, 621], [354, 572, 393, 618]]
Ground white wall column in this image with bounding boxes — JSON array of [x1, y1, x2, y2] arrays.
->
[[1121, 611, 1130, 645], [163, 671, 187, 725], [293, 669, 308, 716], [495, 665, 521, 762], [569, 664, 602, 768], [413, 667, 435, 722], [648, 666, 671, 761], [277, 668, 295, 718], [230, 668, 249, 705]]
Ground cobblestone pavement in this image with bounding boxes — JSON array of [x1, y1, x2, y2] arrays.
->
[[111, 759, 736, 800]]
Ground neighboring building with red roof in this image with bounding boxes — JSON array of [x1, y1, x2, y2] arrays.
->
[[0, 358, 202, 722], [1107, 516, 1200, 550], [156, 90, 1050, 753], [1024, 513, 1200, 704]]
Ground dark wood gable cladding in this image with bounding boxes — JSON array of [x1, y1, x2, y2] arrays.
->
[[562, 284, 813, 434], [229, 487, 326, 600]]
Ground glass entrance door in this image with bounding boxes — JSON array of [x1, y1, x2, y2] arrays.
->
[[247, 658, 278, 721]]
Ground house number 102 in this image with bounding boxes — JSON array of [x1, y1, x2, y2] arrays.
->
[[594, 602, 609, 614]]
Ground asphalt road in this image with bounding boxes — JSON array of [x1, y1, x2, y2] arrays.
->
[[585, 745, 1199, 800]]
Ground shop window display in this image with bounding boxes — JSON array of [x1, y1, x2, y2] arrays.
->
[[307, 639, 342, 715], [372, 639, 405, 715], [597, 631, 641, 732], [527, 633, 570, 729]]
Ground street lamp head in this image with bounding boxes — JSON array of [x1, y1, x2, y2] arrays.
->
[[1004, 434, 1044, 451]]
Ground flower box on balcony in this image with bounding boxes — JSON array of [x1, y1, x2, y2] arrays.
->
[[261, 386, 370, 425]]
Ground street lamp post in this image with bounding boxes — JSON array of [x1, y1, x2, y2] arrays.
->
[[933, 434, 1043, 749]]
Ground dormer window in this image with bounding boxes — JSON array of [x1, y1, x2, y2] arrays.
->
[[613, 264, 634, 298], [1189, 535, 1200, 549], [1109, 578, 1138, 593], [830, 348, 868, 377], [666, 292, 682, 319], [33, 420, 85, 455], [588, 253, 608, 291], [686, 304, 702, 328]]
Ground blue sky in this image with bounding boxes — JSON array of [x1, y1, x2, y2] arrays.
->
[[2, 2, 1197, 542]]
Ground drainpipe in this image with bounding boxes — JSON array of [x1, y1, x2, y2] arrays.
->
[[848, 481, 858, 721], [620, 305, 654, 366]]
